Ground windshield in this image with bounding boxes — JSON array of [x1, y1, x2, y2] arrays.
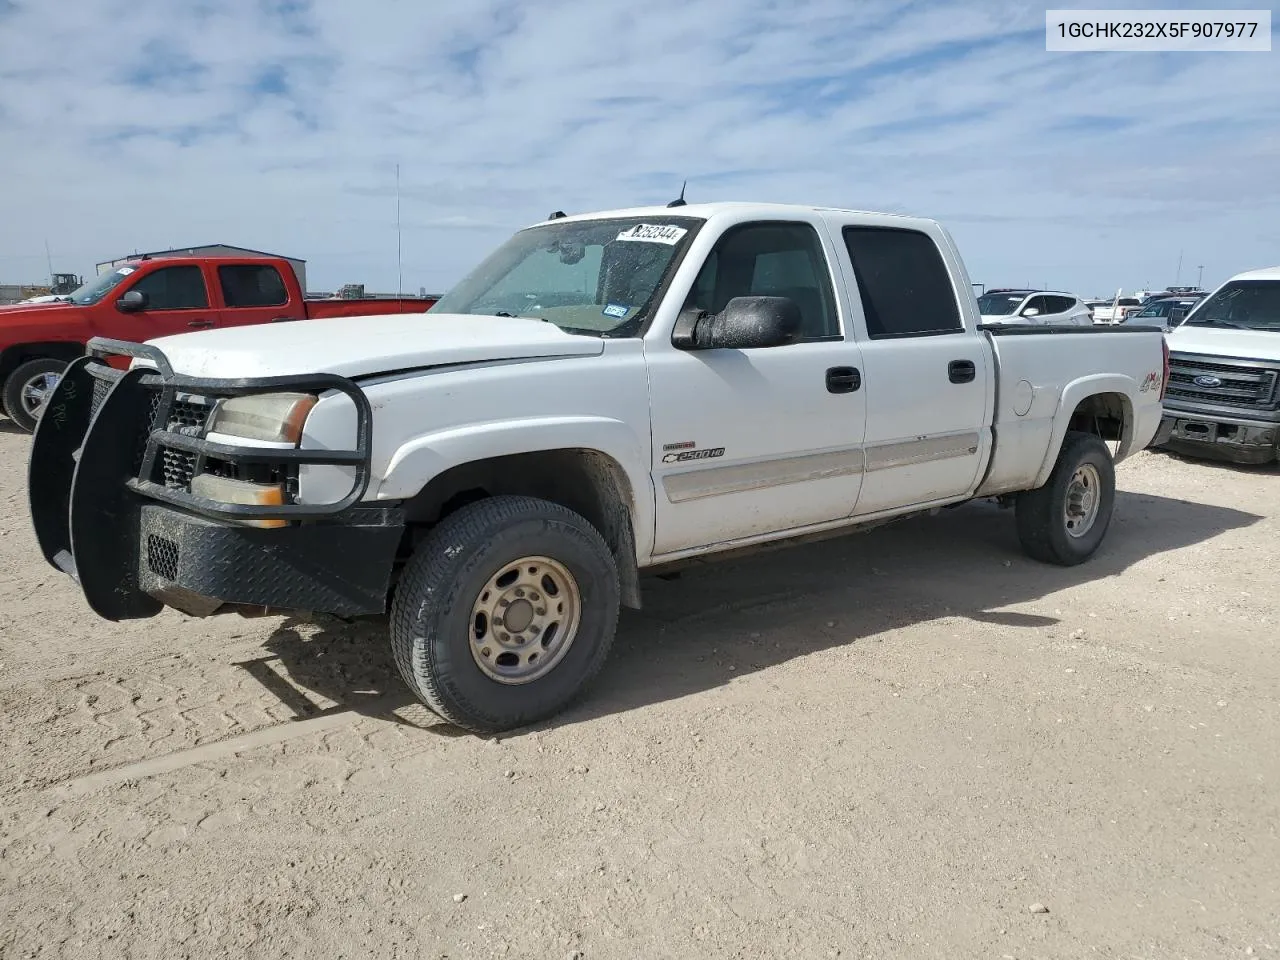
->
[[977, 293, 1026, 315], [1136, 300, 1174, 318], [69, 266, 138, 306], [432, 216, 702, 335], [1184, 280, 1280, 331]]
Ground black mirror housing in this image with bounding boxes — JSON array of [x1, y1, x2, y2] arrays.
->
[[116, 290, 147, 312], [673, 296, 802, 350]]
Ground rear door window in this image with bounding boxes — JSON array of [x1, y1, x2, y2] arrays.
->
[[840, 227, 962, 338], [218, 264, 288, 307]]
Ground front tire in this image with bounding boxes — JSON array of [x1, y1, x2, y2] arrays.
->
[[390, 496, 620, 733], [2, 358, 67, 432], [1015, 431, 1116, 566]]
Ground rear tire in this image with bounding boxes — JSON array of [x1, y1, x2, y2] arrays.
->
[[1015, 430, 1116, 566], [390, 496, 620, 734], [2, 358, 67, 432]]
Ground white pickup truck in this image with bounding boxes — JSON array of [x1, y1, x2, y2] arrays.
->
[[29, 202, 1169, 733], [1158, 265, 1280, 464]]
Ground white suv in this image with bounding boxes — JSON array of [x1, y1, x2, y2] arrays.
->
[[978, 289, 1093, 326]]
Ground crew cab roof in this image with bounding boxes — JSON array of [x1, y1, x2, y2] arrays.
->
[[1230, 265, 1280, 282], [532, 201, 944, 233]]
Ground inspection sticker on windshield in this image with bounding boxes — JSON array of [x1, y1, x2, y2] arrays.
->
[[616, 224, 688, 245], [603, 303, 630, 319]]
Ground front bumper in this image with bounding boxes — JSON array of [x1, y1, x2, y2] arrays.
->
[[137, 503, 403, 618], [28, 338, 404, 621], [1155, 410, 1279, 465]]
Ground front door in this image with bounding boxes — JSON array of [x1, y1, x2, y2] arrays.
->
[[646, 219, 867, 556], [830, 222, 991, 517], [112, 264, 217, 340]]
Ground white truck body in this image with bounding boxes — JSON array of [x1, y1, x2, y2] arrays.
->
[[32, 202, 1170, 733], [149, 204, 1165, 563]]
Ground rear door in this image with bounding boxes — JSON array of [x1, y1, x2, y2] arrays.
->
[[110, 263, 218, 339], [829, 222, 992, 517], [214, 262, 301, 328], [1039, 295, 1073, 325]]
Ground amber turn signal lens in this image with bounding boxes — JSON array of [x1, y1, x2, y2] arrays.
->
[[190, 474, 288, 529]]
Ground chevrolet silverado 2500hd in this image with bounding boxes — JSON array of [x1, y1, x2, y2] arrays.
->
[[29, 202, 1169, 733], [0, 254, 436, 431], [1157, 266, 1280, 464]]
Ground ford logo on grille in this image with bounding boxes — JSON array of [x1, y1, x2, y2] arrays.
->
[[1193, 375, 1223, 387]]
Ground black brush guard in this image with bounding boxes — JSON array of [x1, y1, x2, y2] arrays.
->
[[29, 337, 403, 621]]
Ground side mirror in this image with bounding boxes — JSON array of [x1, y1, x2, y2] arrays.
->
[[1021, 307, 1040, 318], [116, 290, 147, 312], [1170, 307, 1187, 324], [672, 296, 802, 351]]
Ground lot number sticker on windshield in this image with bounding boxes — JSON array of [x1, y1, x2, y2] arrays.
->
[[616, 224, 688, 245]]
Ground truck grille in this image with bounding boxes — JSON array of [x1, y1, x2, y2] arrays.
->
[[85, 365, 215, 492], [1167, 354, 1280, 411], [155, 398, 213, 489]]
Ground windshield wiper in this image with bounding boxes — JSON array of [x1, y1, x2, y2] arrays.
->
[[493, 311, 547, 321]]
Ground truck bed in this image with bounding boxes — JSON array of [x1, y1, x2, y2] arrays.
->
[[975, 322, 1167, 497], [304, 297, 437, 319]]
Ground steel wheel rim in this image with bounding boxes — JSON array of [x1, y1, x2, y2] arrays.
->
[[469, 555, 582, 684], [1064, 463, 1102, 538], [21, 372, 60, 419]]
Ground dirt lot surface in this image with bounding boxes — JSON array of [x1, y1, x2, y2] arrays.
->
[[1, 420, 1278, 960]]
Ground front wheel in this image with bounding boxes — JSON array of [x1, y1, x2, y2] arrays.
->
[[1015, 431, 1116, 566], [2, 358, 67, 432], [390, 496, 620, 733]]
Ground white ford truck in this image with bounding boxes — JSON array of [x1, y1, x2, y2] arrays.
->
[[1157, 266, 1280, 464], [29, 202, 1169, 733]]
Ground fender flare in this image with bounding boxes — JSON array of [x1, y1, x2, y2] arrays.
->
[[1031, 374, 1137, 489], [376, 415, 656, 560]]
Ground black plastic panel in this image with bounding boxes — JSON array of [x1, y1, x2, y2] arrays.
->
[[28, 356, 97, 570]]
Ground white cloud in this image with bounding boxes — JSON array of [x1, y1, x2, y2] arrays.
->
[[0, 0, 1276, 295]]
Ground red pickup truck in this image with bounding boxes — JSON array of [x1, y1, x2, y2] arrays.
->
[[0, 254, 436, 431]]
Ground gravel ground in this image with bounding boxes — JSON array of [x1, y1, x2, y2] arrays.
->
[[1, 419, 1278, 959]]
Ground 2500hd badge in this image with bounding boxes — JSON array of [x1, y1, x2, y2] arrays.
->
[[662, 447, 726, 464]]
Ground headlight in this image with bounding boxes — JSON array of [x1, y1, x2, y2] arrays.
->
[[205, 392, 317, 445], [196, 392, 317, 529]]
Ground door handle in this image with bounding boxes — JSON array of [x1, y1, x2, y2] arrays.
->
[[187, 318, 214, 329], [826, 366, 861, 394], [948, 360, 976, 384], [269, 315, 298, 323]]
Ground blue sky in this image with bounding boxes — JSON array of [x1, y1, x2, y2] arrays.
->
[[0, 0, 1277, 297]]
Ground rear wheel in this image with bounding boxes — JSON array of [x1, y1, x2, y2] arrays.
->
[[2, 358, 67, 432], [1015, 431, 1116, 566], [390, 496, 620, 733]]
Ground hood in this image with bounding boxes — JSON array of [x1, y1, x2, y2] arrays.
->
[[0, 301, 79, 320], [1167, 323, 1280, 363], [144, 312, 606, 379]]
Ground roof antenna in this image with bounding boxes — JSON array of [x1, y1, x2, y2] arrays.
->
[[666, 180, 687, 208], [548, 210, 567, 220]]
